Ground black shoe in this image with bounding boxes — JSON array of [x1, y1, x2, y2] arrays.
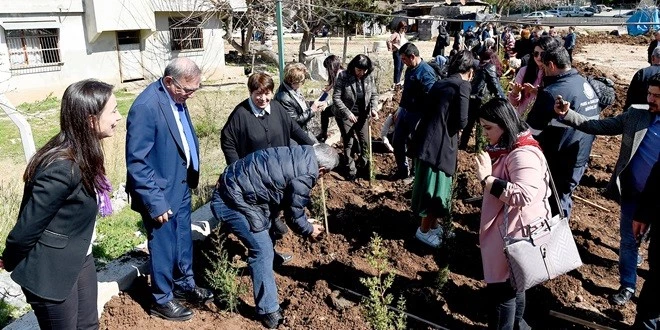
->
[[316, 134, 327, 143], [609, 286, 634, 306], [389, 170, 408, 181], [345, 173, 357, 181], [150, 300, 194, 321], [260, 309, 284, 329], [173, 286, 214, 303], [273, 252, 293, 267]]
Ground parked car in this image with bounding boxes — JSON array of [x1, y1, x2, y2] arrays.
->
[[524, 11, 555, 18], [556, 6, 582, 17], [597, 4, 613, 12], [576, 8, 595, 16], [582, 6, 598, 14], [545, 10, 561, 16], [614, 10, 636, 18]]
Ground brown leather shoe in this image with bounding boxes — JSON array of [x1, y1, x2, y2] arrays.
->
[[150, 300, 193, 321]]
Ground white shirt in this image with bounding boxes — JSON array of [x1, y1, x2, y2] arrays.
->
[[248, 97, 272, 117], [160, 80, 192, 167]]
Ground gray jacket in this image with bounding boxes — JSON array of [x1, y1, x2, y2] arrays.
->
[[560, 104, 655, 199], [332, 71, 378, 120]]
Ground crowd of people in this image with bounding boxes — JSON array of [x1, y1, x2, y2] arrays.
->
[[0, 21, 658, 330]]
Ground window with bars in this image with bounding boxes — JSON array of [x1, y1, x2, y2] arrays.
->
[[169, 17, 203, 51], [5, 29, 62, 69]]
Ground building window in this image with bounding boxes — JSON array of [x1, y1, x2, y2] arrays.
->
[[5, 29, 61, 69], [169, 17, 203, 51]]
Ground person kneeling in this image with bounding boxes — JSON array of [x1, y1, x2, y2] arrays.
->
[[210, 144, 338, 329]]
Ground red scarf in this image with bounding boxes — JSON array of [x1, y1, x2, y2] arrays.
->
[[485, 130, 541, 161]]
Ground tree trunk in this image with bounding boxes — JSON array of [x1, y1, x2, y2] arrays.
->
[[342, 25, 348, 63], [298, 31, 313, 63]]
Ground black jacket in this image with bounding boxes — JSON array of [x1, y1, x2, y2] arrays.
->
[[624, 64, 660, 109], [414, 74, 471, 175], [332, 71, 378, 119], [221, 99, 315, 165], [3, 160, 98, 301], [432, 29, 450, 57], [472, 62, 504, 98], [217, 145, 317, 235], [648, 40, 658, 64], [274, 83, 314, 131]]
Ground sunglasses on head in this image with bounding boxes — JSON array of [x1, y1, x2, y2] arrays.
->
[[533, 51, 544, 58]]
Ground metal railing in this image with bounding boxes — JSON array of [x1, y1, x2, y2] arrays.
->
[[6, 34, 61, 70]]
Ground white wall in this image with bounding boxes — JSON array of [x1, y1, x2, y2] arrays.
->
[[0, 13, 120, 104], [0, 9, 225, 104], [0, 0, 83, 14]]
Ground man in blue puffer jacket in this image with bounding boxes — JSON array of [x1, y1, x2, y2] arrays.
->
[[210, 143, 338, 329], [526, 46, 601, 219]]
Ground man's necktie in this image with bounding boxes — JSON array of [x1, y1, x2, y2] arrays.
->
[[176, 103, 199, 171]]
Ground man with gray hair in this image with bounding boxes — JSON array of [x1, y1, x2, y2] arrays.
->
[[210, 144, 337, 328], [126, 57, 213, 321], [625, 46, 660, 109], [648, 30, 660, 64]]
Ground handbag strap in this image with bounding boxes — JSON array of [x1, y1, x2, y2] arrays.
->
[[501, 155, 564, 240]]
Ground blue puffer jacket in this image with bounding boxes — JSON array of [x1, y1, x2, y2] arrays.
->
[[526, 69, 600, 169], [217, 145, 318, 235]]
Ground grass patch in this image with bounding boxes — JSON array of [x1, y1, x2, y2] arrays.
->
[[92, 207, 145, 263], [0, 298, 17, 329], [0, 180, 22, 255]]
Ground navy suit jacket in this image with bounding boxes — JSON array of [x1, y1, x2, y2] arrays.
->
[[125, 79, 200, 219]]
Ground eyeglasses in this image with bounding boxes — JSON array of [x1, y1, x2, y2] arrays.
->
[[170, 76, 200, 94], [533, 51, 544, 58]]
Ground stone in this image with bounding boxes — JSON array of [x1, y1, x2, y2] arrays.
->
[[328, 290, 354, 311]]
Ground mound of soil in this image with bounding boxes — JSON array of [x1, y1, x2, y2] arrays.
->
[[100, 34, 650, 329]]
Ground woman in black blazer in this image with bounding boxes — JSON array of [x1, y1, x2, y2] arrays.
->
[[333, 54, 379, 180], [1, 79, 121, 330], [411, 50, 475, 248]]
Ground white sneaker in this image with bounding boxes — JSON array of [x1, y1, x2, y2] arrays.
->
[[429, 226, 443, 237], [415, 227, 441, 248]]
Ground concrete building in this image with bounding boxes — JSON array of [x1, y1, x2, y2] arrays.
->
[[0, 0, 228, 103]]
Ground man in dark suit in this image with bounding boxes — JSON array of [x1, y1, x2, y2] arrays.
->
[[625, 47, 660, 110], [126, 58, 213, 321]]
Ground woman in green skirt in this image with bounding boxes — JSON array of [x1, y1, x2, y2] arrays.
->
[[411, 50, 475, 247]]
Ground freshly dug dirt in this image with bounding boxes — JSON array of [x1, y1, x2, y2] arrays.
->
[[100, 34, 650, 329]]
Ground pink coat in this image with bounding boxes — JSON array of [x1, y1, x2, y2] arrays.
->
[[508, 66, 544, 117], [479, 145, 552, 284]]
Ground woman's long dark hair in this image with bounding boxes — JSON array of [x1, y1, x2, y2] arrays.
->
[[24, 79, 113, 194], [522, 36, 560, 85], [323, 54, 343, 87], [347, 54, 374, 78], [479, 98, 529, 149]]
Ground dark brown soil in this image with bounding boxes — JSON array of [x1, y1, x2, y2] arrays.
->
[[100, 34, 650, 329]]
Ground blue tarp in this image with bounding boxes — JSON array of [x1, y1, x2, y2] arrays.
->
[[627, 8, 660, 36]]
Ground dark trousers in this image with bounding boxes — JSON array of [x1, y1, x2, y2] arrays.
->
[[485, 282, 530, 330], [23, 254, 99, 330], [143, 189, 196, 305], [392, 108, 422, 176], [338, 115, 369, 176], [633, 227, 659, 329], [319, 106, 335, 138], [459, 97, 483, 150], [393, 51, 403, 84], [548, 162, 587, 219], [567, 48, 573, 63]]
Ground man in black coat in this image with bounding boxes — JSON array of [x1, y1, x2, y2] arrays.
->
[[648, 31, 660, 64], [626, 47, 660, 110], [210, 144, 338, 329], [632, 158, 659, 329]]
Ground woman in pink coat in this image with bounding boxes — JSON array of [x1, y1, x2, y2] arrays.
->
[[475, 98, 552, 330]]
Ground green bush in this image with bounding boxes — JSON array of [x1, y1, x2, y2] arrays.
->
[[0, 298, 17, 328], [359, 233, 406, 330], [203, 232, 247, 313]]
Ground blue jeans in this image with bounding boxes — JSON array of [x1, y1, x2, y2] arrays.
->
[[392, 108, 421, 176], [392, 51, 403, 84], [210, 193, 280, 315], [485, 282, 530, 330], [619, 199, 640, 290]]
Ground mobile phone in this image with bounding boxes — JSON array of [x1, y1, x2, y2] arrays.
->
[[319, 91, 328, 102]]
